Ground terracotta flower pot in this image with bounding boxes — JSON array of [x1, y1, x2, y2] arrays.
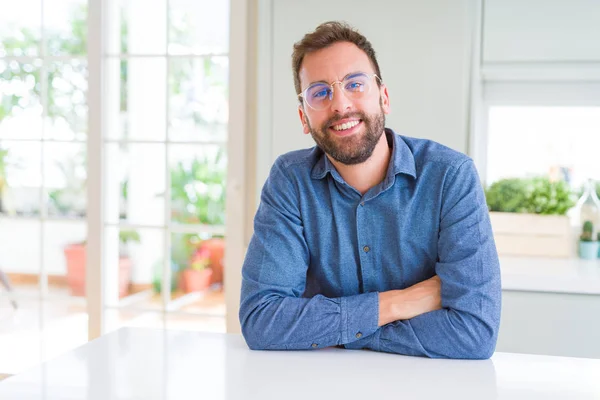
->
[[198, 238, 225, 285], [64, 244, 86, 296], [64, 244, 132, 297], [180, 268, 213, 293]]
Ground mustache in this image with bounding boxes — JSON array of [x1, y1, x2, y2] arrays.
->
[[324, 112, 366, 128]]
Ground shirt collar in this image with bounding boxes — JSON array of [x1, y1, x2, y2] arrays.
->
[[310, 128, 417, 181]]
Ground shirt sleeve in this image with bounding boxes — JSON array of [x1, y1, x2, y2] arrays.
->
[[239, 158, 380, 350], [345, 159, 502, 359]]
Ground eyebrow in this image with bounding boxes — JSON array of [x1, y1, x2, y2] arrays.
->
[[307, 71, 366, 87]]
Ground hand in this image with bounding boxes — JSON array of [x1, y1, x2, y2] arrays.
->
[[378, 275, 442, 326]]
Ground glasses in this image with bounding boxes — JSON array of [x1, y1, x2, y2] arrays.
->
[[298, 72, 381, 111]]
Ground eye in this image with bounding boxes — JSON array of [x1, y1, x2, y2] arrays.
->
[[311, 88, 330, 99], [345, 80, 365, 92]]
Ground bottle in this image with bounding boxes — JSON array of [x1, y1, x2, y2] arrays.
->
[[574, 179, 600, 237]]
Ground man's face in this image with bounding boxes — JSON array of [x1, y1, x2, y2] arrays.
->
[[298, 41, 390, 165]]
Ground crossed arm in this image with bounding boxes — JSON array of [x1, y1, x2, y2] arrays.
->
[[239, 159, 501, 359]]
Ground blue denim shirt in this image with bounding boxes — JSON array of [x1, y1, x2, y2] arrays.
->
[[239, 129, 501, 359]]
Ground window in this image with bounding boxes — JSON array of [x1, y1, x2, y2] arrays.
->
[[0, 0, 230, 375], [486, 106, 600, 189]]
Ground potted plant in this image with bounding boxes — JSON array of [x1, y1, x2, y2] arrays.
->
[[179, 246, 213, 293], [578, 221, 598, 260], [64, 240, 87, 296], [168, 150, 226, 286], [117, 230, 140, 295], [486, 177, 576, 257], [64, 230, 139, 297], [199, 236, 225, 286]]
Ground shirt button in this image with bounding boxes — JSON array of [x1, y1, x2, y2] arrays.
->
[[356, 332, 363, 339], [363, 246, 370, 253], [360, 202, 365, 206], [311, 343, 318, 348]]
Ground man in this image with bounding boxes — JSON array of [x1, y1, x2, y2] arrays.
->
[[239, 21, 501, 359]]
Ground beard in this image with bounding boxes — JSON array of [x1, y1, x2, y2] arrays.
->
[[306, 105, 386, 165]]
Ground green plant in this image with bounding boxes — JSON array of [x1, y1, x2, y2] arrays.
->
[[485, 177, 575, 215], [171, 233, 202, 270], [119, 230, 140, 245], [169, 150, 226, 225], [189, 247, 211, 271], [1, 5, 88, 133], [581, 221, 594, 242], [119, 229, 140, 257], [527, 177, 575, 215], [485, 178, 530, 213]]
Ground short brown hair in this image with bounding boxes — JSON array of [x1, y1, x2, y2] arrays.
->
[[292, 21, 382, 98]]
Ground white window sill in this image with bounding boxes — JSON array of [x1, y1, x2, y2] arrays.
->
[[500, 256, 600, 295]]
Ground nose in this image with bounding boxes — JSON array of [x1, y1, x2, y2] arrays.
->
[[329, 82, 352, 113]]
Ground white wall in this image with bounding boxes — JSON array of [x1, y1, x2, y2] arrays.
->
[[483, 0, 600, 63], [256, 0, 477, 192]]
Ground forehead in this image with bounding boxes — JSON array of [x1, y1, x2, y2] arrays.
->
[[299, 41, 373, 87]]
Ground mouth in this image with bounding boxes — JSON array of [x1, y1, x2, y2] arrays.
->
[[328, 119, 363, 137]]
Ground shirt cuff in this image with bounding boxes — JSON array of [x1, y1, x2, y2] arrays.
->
[[339, 291, 379, 345], [344, 328, 381, 351]]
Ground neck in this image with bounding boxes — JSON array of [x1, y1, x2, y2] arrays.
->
[[329, 132, 391, 195]]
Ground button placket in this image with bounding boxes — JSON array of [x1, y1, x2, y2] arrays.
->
[[356, 196, 372, 291]]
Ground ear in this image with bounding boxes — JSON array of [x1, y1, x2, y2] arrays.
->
[[380, 84, 391, 115], [298, 104, 311, 135]]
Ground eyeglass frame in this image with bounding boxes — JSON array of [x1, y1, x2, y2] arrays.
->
[[297, 72, 382, 111]]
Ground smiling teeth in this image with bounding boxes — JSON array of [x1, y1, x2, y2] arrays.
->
[[332, 120, 359, 131]]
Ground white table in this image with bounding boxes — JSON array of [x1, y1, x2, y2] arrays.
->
[[0, 327, 599, 399]]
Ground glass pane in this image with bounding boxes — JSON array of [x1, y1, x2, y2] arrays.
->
[[177, 285, 225, 316], [0, 219, 41, 298], [44, 0, 87, 56], [169, 145, 226, 225], [104, 226, 164, 305], [0, 299, 87, 375], [44, 143, 86, 218], [43, 220, 86, 297], [169, 57, 228, 142], [116, 0, 167, 56], [168, 0, 229, 55], [0, 60, 43, 140], [45, 61, 88, 141], [487, 106, 600, 188], [105, 58, 167, 141], [105, 143, 166, 226], [0, 0, 41, 57], [0, 141, 41, 217], [170, 232, 224, 301]]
